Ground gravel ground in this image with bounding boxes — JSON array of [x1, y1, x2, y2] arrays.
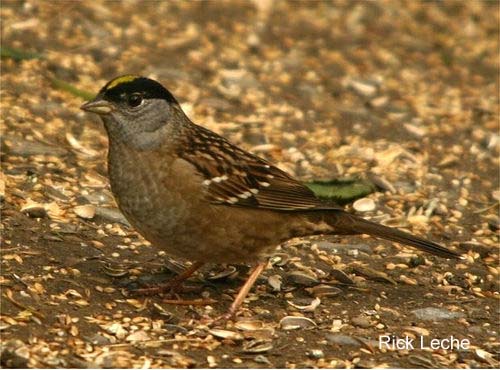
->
[[1, 1, 499, 368]]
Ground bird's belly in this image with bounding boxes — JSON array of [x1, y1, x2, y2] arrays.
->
[[107, 149, 323, 263], [113, 174, 324, 262], [113, 179, 306, 262], [147, 205, 317, 263], [106, 152, 260, 262]]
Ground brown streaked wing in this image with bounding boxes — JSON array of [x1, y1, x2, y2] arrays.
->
[[177, 123, 340, 211]]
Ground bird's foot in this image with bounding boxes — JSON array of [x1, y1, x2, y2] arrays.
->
[[200, 311, 235, 328], [125, 261, 206, 297], [126, 282, 202, 297], [202, 262, 268, 327]]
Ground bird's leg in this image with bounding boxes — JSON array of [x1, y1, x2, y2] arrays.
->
[[130, 261, 205, 296], [214, 261, 267, 322]]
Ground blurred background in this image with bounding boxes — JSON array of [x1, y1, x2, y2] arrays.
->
[[3, 2, 498, 173]]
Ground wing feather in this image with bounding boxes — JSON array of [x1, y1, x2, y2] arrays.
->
[[177, 123, 340, 211]]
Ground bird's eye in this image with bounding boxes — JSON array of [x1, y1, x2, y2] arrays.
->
[[127, 93, 143, 108]]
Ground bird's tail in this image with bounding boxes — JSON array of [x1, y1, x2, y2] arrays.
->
[[325, 210, 460, 259]]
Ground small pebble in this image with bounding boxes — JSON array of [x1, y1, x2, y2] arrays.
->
[[404, 123, 427, 138], [286, 271, 319, 286], [351, 315, 371, 328], [411, 307, 466, 321], [353, 198, 376, 212], [344, 78, 378, 97], [280, 316, 317, 330], [74, 204, 96, 219], [95, 207, 130, 226], [347, 249, 359, 257], [325, 334, 361, 347], [21, 204, 47, 218], [308, 349, 324, 359]]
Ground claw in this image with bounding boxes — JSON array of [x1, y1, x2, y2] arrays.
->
[[200, 312, 234, 328], [125, 261, 205, 297]]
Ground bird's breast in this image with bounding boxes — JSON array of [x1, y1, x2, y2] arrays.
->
[[107, 143, 198, 238]]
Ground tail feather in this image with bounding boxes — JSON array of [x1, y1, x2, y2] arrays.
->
[[329, 211, 460, 259]]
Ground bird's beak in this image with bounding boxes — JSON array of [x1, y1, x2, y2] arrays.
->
[[80, 98, 114, 115]]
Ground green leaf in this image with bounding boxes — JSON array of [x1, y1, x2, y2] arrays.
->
[[305, 178, 376, 205], [1, 46, 44, 61], [50, 77, 95, 101]]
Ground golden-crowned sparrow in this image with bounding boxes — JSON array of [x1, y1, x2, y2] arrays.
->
[[81, 75, 459, 317]]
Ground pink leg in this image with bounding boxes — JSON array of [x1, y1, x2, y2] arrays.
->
[[131, 261, 205, 296], [220, 262, 267, 320]]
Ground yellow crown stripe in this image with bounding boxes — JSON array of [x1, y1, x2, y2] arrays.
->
[[106, 75, 140, 90]]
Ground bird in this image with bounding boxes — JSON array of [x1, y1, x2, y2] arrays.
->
[[80, 75, 460, 319]]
